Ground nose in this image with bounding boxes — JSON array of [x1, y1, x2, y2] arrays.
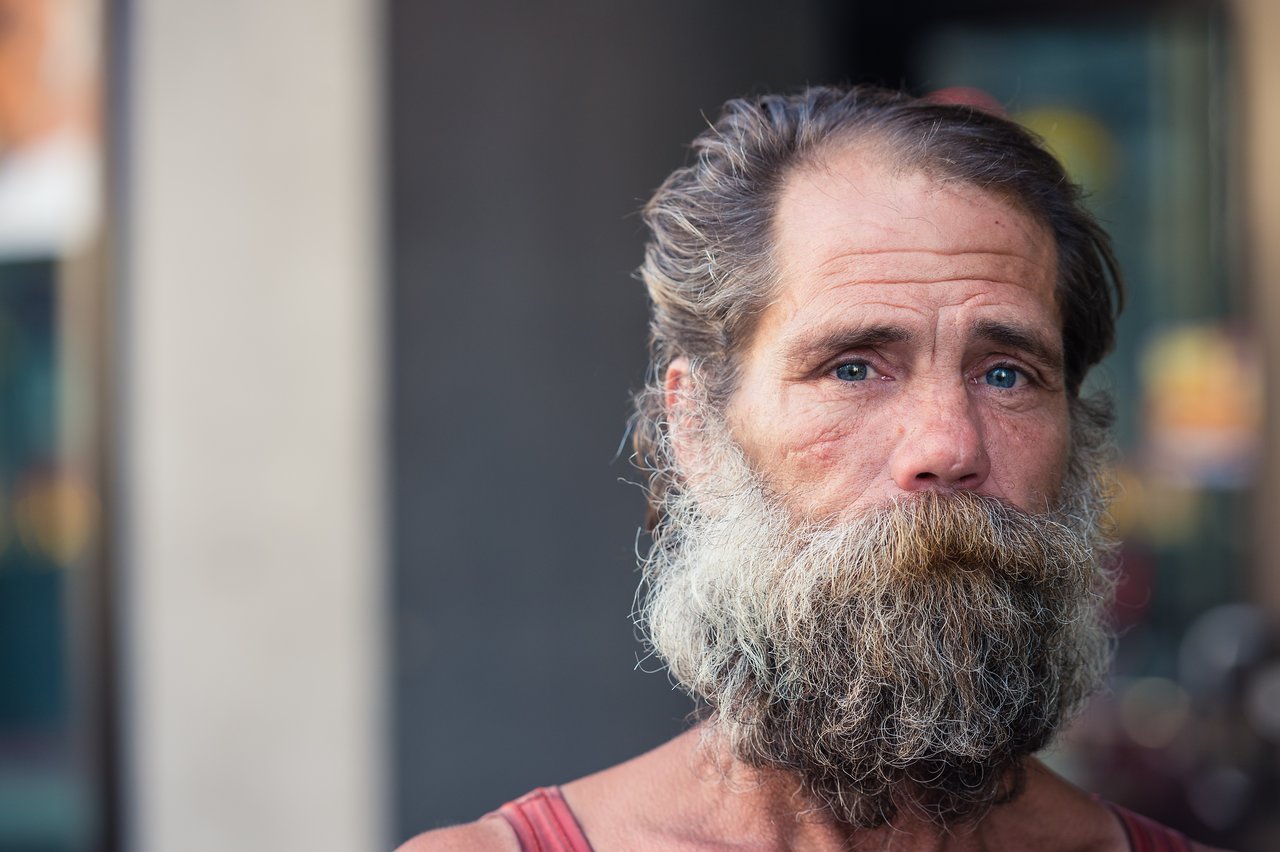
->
[[889, 387, 990, 493]]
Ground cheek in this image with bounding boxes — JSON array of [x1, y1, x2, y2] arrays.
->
[[986, 406, 1071, 502], [733, 396, 895, 510]]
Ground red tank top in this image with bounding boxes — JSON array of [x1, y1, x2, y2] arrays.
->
[[496, 787, 1196, 851], [1104, 801, 1197, 852], [496, 787, 593, 852]]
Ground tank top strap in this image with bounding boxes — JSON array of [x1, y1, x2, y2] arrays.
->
[[1103, 799, 1195, 852], [496, 786, 594, 852]]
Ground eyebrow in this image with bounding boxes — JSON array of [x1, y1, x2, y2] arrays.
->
[[781, 324, 912, 371], [971, 319, 1063, 374], [779, 319, 1064, 375]]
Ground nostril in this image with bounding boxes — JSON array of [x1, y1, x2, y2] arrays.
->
[[912, 470, 983, 489]]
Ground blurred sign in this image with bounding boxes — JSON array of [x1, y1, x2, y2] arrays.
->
[[0, 0, 100, 259], [1141, 323, 1262, 487]]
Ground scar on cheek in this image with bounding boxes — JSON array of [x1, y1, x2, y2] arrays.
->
[[781, 426, 850, 467]]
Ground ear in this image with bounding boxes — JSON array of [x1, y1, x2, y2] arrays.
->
[[663, 356, 692, 415], [663, 356, 705, 480]]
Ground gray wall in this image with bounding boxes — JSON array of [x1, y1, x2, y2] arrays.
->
[[389, 1, 841, 835]]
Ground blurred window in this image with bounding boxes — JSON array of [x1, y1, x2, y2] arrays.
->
[[0, 0, 106, 849]]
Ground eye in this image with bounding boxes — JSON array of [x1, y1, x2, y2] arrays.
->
[[984, 365, 1020, 389], [834, 361, 879, 382]]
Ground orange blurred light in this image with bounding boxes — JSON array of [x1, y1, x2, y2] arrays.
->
[[13, 464, 98, 566]]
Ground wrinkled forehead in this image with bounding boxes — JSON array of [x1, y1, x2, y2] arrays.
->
[[772, 147, 1057, 286]]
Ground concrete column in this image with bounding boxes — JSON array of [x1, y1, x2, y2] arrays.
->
[[120, 2, 385, 850], [1233, 0, 1280, 616]]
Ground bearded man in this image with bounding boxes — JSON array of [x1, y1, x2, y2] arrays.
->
[[402, 85, 1219, 851]]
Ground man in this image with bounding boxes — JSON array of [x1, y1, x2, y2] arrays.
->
[[403, 85, 1218, 850]]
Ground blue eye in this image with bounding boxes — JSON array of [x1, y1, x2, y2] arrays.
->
[[835, 362, 869, 381], [985, 366, 1019, 388]]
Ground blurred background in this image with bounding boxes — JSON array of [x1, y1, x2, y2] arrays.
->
[[0, 0, 1277, 850]]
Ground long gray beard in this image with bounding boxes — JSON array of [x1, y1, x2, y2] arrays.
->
[[637, 400, 1117, 829]]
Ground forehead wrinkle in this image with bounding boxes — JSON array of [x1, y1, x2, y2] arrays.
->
[[763, 160, 1062, 368], [817, 245, 1049, 260], [777, 171, 1057, 269], [776, 291, 934, 334], [778, 276, 1051, 332], [811, 247, 1050, 290]]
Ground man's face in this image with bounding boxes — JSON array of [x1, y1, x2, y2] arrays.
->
[[640, 149, 1112, 827], [725, 149, 1069, 520]]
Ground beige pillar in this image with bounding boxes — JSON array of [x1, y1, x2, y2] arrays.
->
[[121, 2, 385, 850], [1234, 0, 1280, 615]]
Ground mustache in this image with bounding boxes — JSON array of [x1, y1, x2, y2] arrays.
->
[[790, 488, 1093, 578]]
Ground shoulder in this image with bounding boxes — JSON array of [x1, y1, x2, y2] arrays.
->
[[560, 729, 733, 848], [990, 762, 1131, 851], [1104, 803, 1231, 852], [395, 816, 519, 852], [1017, 761, 1222, 851]]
